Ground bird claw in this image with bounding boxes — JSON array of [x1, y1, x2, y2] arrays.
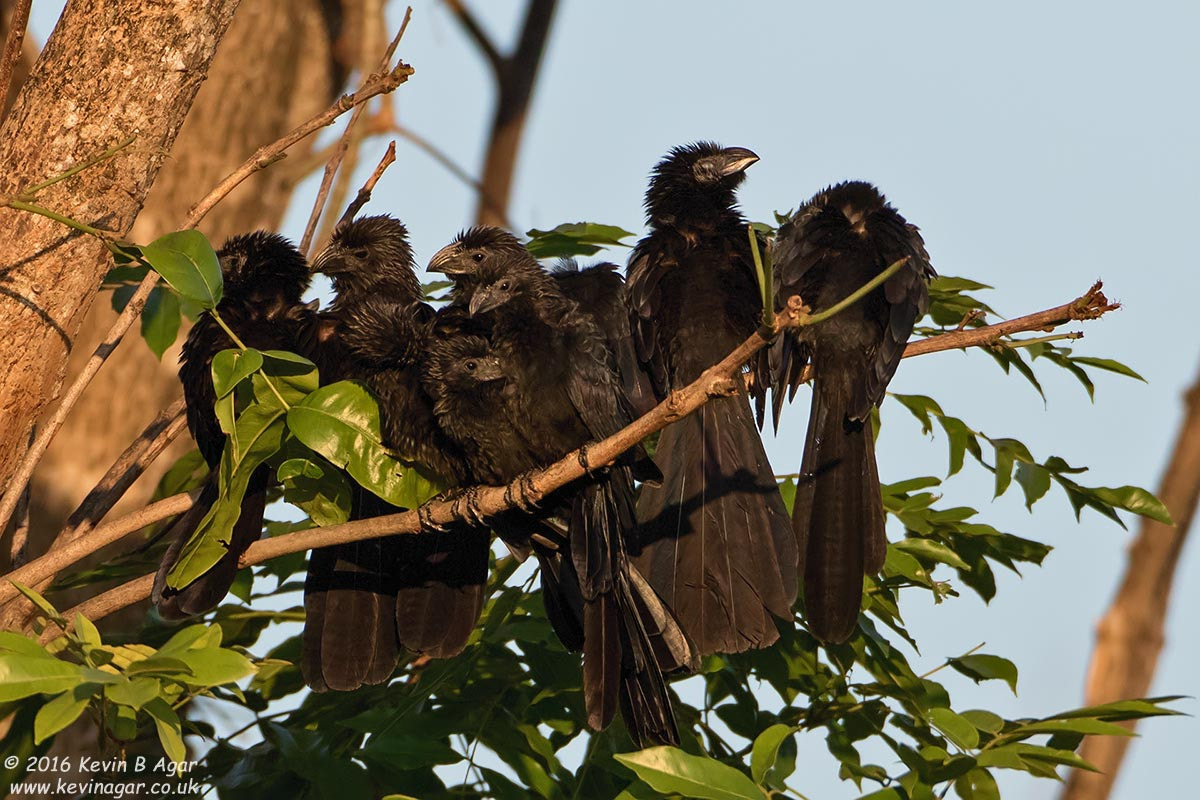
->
[[576, 443, 592, 473], [504, 471, 541, 512], [460, 486, 488, 526], [418, 503, 447, 534]]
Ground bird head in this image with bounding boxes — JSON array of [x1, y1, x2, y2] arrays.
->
[[311, 215, 420, 301], [427, 226, 527, 277], [644, 142, 758, 227], [429, 333, 507, 390], [216, 231, 310, 306]]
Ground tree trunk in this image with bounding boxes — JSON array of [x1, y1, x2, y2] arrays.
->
[[1061, 363, 1200, 800], [27, 0, 357, 545], [0, 0, 242, 488]]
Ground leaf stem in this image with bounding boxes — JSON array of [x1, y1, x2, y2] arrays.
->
[[5, 198, 115, 239], [209, 310, 290, 410], [795, 256, 910, 329], [19, 137, 136, 197], [748, 224, 774, 327]]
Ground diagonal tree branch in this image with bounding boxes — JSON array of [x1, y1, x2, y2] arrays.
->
[[22, 280, 1120, 632], [442, 0, 503, 77]]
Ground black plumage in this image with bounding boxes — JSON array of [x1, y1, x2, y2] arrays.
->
[[302, 216, 488, 692], [759, 181, 934, 643], [625, 142, 797, 655], [153, 232, 314, 619], [425, 249, 691, 747], [429, 227, 657, 418]]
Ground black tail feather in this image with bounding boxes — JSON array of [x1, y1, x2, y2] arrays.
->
[[633, 395, 796, 655], [794, 376, 885, 643], [394, 525, 490, 658], [302, 538, 400, 691]]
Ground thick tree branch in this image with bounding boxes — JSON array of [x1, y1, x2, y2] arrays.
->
[[473, 0, 557, 227], [25, 281, 1119, 630], [1061, 359, 1200, 800], [442, 0, 503, 77]]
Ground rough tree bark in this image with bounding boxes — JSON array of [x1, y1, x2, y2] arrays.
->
[[0, 0, 242, 489], [1061, 361, 1200, 800], [25, 0, 364, 550]]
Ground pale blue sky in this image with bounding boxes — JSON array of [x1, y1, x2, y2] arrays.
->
[[33, 1, 1199, 797]]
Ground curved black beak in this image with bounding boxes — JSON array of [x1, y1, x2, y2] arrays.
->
[[719, 146, 759, 176], [429, 243, 468, 275]]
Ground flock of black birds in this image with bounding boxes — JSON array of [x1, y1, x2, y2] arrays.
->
[[152, 142, 935, 747]]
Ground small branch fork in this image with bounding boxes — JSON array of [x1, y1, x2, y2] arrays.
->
[[0, 16, 418, 538], [12, 277, 1119, 633]]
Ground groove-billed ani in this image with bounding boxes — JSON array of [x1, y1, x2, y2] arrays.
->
[[758, 181, 934, 643], [425, 253, 691, 747], [303, 216, 488, 692], [153, 232, 314, 619], [429, 227, 657, 418], [624, 142, 797, 655]]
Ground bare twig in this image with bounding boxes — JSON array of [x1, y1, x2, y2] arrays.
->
[[0, 46, 417, 537], [0, 0, 31, 112], [54, 398, 188, 547], [299, 6, 413, 255], [337, 141, 397, 226]]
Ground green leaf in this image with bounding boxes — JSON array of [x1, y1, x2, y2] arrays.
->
[[893, 538, 970, 570], [104, 677, 162, 710], [1014, 718, 1134, 738], [954, 767, 1000, 800], [33, 685, 93, 743], [212, 348, 264, 398], [0, 654, 84, 701], [1088, 485, 1173, 525], [287, 380, 443, 508], [277, 456, 352, 527], [258, 350, 320, 403], [929, 707, 980, 750], [525, 222, 637, 259], [9, 580, 65, 625], [959, 709, 1005, 734], [167, 400, 284, 587], [614, 746, 765, 800], [359, 733, 462, 770], [750, 724, 794, 784], [144, 698, 187, 767], [141, 230, 223, 308], [1014, 462, 1051, 510], [140, 286, 181, 360], [1070, 356, 1146, 382], [949, 654, 1018, 694], [172, 646, 256, 687], [0, 631, 52, 658], [73, 613, 101, 649]]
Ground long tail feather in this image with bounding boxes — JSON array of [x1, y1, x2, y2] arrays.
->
[[633, 395, 796, 655]]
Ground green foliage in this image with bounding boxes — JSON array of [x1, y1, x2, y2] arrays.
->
[[0, 586, 257, 783], [524, 222, 637, 259]]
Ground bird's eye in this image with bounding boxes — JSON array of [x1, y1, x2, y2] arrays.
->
[[471, 252, 484, 262], [353, 248, 369, 259], [465, 360, 476, 371], [499, 280, 511, 291]]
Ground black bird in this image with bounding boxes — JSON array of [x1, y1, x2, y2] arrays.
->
[[154, 232, 314, 618], [625, 142, 797, 655], [429, 227, 657, 418], [760, 181, 934, 643], [303, 216, 489, 692], [426, 251, 691, 747]]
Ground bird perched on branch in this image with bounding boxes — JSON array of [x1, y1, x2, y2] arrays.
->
[[153, 232, 315, 619], [625, 142, 797, 656], [429, 227, 656, 417], [426, 246, 691, 747], [303, 215, 489, 691], [757, 181, 934, 643]]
